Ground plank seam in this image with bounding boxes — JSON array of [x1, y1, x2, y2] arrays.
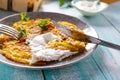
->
[[42, 70, 46, 80], [91, 55, 108, 80], [101, 13, 120, 33]]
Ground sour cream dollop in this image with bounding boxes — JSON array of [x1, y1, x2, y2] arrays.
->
[[27, 32, 75, 64], [74, 0, 107, 13]]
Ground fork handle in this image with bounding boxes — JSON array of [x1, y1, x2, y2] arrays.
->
[[87, 35, 120, 50], [99, 39, 120, 50]]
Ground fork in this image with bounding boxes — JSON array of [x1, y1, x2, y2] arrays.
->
[[0, 24, 19, 39]]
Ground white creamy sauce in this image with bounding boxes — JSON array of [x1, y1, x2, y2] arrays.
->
[[75, 1, 102, 12], [27, 32, 75, 64]]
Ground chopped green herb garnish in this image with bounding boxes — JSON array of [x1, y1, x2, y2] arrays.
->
[[59, 0, 65, 7], [59, 0, 73, 8], [20, 13, 30, 21], [17, 27, 27, 38], [17, 27, 21, 32], [38, 19, 49, 30]]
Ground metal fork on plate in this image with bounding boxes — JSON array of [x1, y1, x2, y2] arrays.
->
[[0, 24, 19, 39]]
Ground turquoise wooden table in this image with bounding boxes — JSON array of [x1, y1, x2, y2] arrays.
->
[[0, 1, 120, 80]]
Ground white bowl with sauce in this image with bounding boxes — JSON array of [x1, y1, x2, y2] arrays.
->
[[71, 0, 108, 16]]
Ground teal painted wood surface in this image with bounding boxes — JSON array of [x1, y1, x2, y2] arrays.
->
[[44, 56, 106, 80], [79, 4, 120, 80], [0, 1, 120, 80], [102, 1, 120, 32], [0, 63, 44, 80], [76, 10, 120, 80]]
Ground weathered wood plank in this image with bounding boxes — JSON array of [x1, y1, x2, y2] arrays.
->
[[44, 56, 106, 80], [95, 2, 120, 80], [80, 14, 120, 80], [92, 47, 120, 80], [102, 1, 120, 32], [0, 63, 44, 80]]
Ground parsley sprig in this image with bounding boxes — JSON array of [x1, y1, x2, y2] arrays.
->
[[17, 27, 27, 38], [20, 13, 30, 21], [59, 0, 73, 8], [38, 19, 49, 30], [59, 0, 65, 7]]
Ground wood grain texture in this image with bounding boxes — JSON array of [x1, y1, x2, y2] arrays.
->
[[79, 13, 120, 80], [92, 47, 120, 80], [44, 56, 106, 80], [102, 1, 120, 32], [0, 63, 44, 80]]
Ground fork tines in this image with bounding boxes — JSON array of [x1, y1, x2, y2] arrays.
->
[[0, 24, 19, 39]]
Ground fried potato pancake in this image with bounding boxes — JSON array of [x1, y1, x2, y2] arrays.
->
[[0, 18, 87, 65]]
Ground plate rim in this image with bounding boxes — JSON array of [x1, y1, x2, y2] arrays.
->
[[0, 12, 98, 69]]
